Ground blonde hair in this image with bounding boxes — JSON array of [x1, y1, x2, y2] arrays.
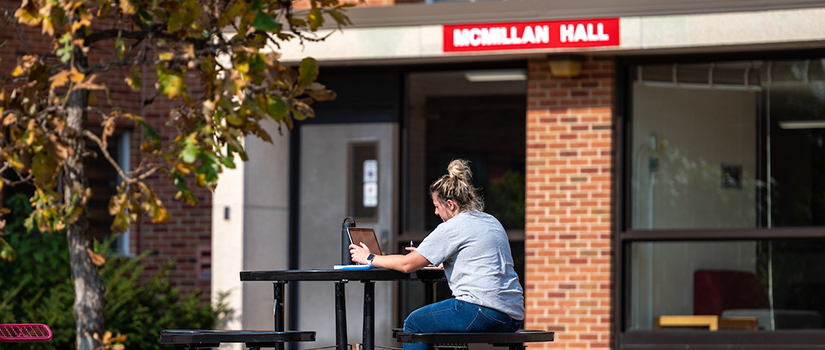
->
[[429, 159, 484, 212]]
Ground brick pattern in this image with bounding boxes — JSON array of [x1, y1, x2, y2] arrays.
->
[[0, 0, 211, 299], [524, 57, 614, 350], [135, 73, 213, 298]]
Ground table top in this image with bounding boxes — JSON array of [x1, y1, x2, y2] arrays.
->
[[240, 268, 446, 282]]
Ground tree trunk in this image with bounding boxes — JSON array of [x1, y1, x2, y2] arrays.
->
[[65, 44, 105, 350]]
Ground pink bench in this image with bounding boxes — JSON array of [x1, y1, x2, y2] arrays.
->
[[0, 324, 53, 343]]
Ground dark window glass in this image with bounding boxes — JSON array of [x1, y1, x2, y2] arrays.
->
[[628, 239, 825, 331], [400, 69, 526, 322]]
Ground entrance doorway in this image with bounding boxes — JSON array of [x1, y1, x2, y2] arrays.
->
[[400, 68, 528, 319]]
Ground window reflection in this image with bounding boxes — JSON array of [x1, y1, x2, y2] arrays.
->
[[627, 58, 825, 332], [629, 240, 825, 331], [631, 60, 825, 230]]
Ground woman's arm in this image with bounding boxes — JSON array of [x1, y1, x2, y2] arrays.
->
[[350, 243, 432, 273]]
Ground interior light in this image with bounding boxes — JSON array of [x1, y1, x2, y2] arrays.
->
[[779, 121, 825, 129], [464, 70, 527, 82]]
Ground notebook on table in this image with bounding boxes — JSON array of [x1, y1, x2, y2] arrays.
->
[[334, 228, 382, 270]]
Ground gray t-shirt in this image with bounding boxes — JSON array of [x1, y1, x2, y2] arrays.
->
[[416, 210, 525, 320]]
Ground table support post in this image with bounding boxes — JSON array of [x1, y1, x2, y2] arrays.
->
[[424, 281, 436, 304], [335, 281, 348, 350], [273, 281, 286, 350], [363, 281, 375, 350]]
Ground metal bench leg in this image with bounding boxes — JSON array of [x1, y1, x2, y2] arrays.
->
[[424, 281, 436, 304], [273, 281, 286, 350]]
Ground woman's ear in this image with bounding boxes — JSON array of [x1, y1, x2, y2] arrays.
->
[[447, 199, 457, 211]]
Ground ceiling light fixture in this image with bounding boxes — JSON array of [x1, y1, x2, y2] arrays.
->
[[779, 121, 825, 129], [464, 69, 527, 82]]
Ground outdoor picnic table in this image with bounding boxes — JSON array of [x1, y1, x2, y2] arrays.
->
[[240, 268, 446, 350]]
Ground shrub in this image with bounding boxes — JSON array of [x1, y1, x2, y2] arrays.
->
[[0, 194, 228, 349]]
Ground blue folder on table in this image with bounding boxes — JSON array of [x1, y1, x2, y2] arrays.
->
[[333, 264, 372, 270]]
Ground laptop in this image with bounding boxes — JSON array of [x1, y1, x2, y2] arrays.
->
[[334, 228, 382, 270]]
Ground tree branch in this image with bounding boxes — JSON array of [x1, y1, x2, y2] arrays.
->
[[83, 130, 134, 184], [15, 21, 33, 55], [0, 163, 33, 186], [84, 24, 209, 49], [84, 24, 163, 45], [84, 130, 163, 184]]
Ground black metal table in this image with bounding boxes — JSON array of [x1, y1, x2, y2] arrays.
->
[[240, 269, 445, 350]]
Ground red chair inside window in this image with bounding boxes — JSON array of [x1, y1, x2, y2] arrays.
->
[[693, 269, 770, 316]]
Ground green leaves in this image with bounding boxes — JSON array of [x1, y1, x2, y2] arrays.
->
[[298, 57, 319, 88], [31, 151, 60, 187], [267, 96, 288, 121], [157, 66, 186, 99], [307, 7, 324, 31], [166, 0, 202, 34], [114, 36, 125, 60], [56, 33, 73, 62], [125, 66, 142, 91], [108, 182, 171, 233], [136, 118, 162, 153], [28, 189, 72, 234], [4, 0, 356, 258], [252, 11, 281, 31], [181, 141, 200, 164], [0, 238, 14, 261]]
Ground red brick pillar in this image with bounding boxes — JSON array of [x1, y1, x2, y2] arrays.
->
[[524, 56, 615, 349]]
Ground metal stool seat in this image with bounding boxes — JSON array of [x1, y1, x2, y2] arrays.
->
[[0, 324, 53, 342], [394, 330, 554, 350], [161, 330, 316, 349]]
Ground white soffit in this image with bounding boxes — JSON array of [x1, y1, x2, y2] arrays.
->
[[274, 6, 825, 63], [624, 6, 825, 49]]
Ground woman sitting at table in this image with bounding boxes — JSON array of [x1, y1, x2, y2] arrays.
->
[[350, 159, 524, 350]]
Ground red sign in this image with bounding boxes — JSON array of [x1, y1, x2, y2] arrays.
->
[[443, 18, 619, 52]]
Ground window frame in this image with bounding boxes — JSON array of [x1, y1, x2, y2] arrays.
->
[[614, 49, 825, 349]]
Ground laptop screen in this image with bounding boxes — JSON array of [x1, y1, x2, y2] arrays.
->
[[347, 228, 382, 256]]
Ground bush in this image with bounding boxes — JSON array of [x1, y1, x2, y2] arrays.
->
[[0, 194, 228, 350]]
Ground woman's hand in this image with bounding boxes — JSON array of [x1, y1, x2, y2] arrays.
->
[[349, 242, 372, 265]]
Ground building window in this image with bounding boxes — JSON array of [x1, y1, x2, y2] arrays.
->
[[349, 142, 379, 221], [624, 58, 825, 334], [89, 132, 131, 255]]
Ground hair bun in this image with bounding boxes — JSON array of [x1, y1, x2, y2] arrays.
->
[[430, 158, 484, 212], [447, 159, 472, 182]]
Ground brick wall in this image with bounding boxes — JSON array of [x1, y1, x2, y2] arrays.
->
[[524, 56, 615, 349], [0, 0, 211, 299], [135, 70, 213, 298]]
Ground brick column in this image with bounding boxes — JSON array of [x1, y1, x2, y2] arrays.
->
[[524, 56, 614, 349]]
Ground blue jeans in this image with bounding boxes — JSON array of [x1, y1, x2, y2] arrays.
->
[[402, 298, 523, 350]]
